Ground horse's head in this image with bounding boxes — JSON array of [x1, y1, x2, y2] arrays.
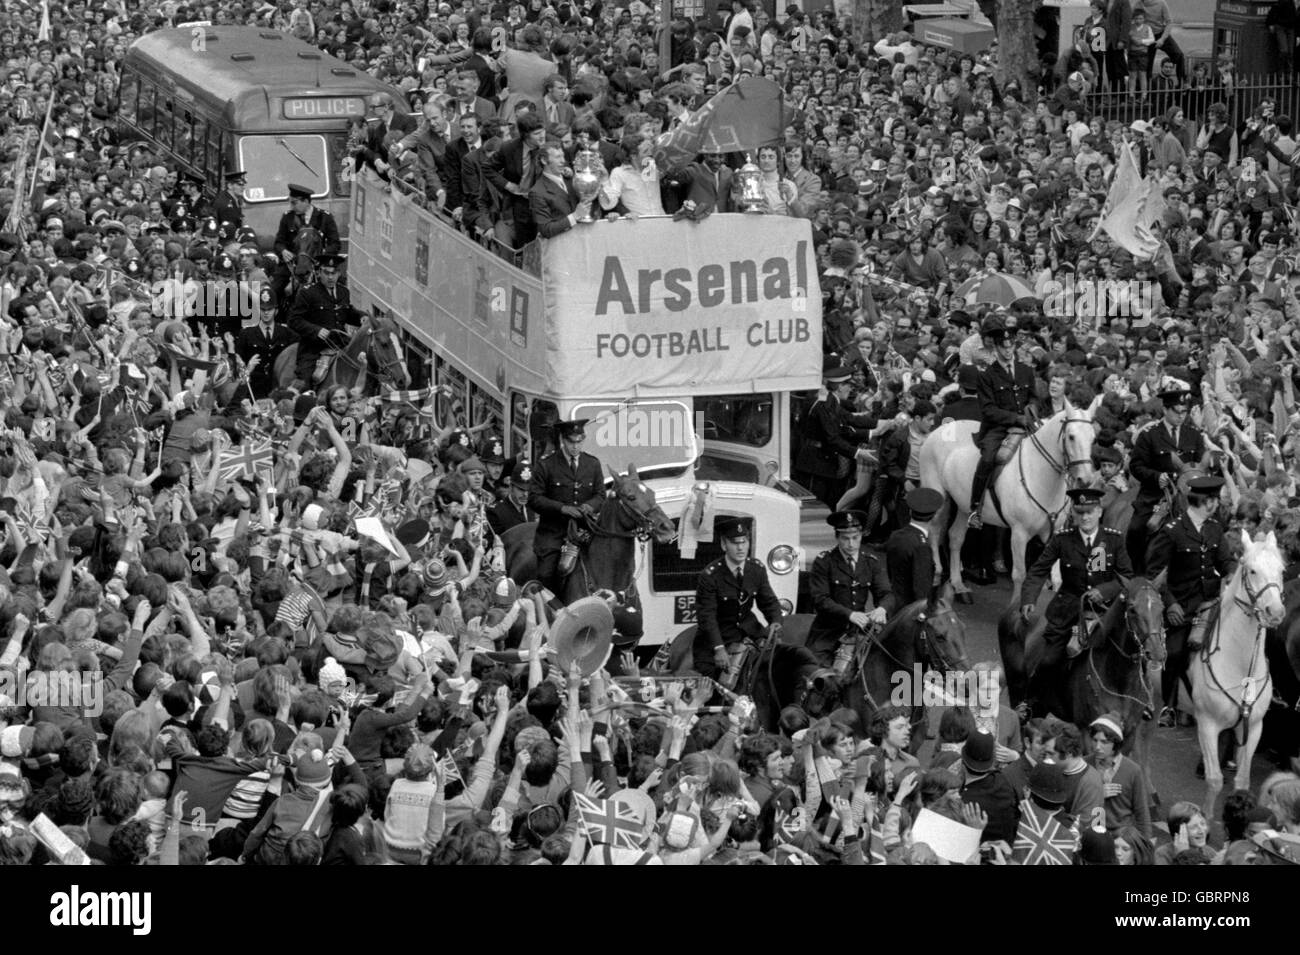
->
[[1126, 572, 1168, 668], [1237, 531, 1287, 628], [610, 463, 677, 543], [801, 667, 842, 719], [1057, 399, 1098, 489], [918, 595, 970, 673], [366, 313, 409, 389]]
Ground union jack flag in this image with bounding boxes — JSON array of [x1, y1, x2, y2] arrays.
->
[[773, 806, 808, 846], [218, 440, 274, 482], [1013, 800, 1076, 866], [573, 793, 645, 850], [14, 502, 49, 543]]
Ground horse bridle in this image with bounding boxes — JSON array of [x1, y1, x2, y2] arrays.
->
[[853, 607, 965, 707], [582, 490, 667, 543], [1234, 562, 1282, 623], [1027, 413, 1094, 478], [1086, 582, 1167, 718]]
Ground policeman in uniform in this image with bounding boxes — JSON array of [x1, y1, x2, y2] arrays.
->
[[1020, 486, 1134, 717], [213, 168, 247, 236], [1126, 385, 1209, 573], [179, 172, 212, 221], [287, 252, 361, 386], [806, 509, 896, 672], [795, 363, 875, 510], [968, 314, 1035, 528], [527, 419, 605, 595], [273, 183, 341, 309], [885, 487, 942, 609], [489, 460, 534, 535], [1145, 475, 1235, 726], [237, 295, 298, 399], [693, 517, 784, 681]]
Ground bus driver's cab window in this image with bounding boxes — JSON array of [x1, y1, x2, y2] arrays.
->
[[238, 134, 328, 202]]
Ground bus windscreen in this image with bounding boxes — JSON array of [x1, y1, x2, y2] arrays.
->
[[238, 134, 328, 201]]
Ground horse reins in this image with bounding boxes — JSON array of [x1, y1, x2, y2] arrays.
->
[[1018, 414, 1094, 531], [1085, 583, 1166, 715], [1199, 566, 1276, 737]]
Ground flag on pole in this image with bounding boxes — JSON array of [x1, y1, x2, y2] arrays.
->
[[1091, 144, 1160, 259], [37, 0, 50, 42], [572, 793, 645, 849], [651, 77, 785, 172], [1013, 800, 1077, 865], [217, 440, 274, 482]]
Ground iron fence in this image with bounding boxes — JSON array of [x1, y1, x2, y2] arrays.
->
[[1081, 74, 1300, 129]]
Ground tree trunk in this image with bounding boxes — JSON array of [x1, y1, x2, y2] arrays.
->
[[854, 0, 904, 48], [997, 0, 1040, 94]]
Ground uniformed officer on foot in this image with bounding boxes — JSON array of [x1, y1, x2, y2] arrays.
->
[[885, 486, 943, 609], [692, 517, 784, 683], [1020, 486, 1133, 718], [528, 419, 605, 596], [807, 509, 896, 672], [1126, 384, 1207, 573], [1145, 475, 1235, 727]]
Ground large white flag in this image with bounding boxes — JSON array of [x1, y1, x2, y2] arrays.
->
[[1092, 143, 1160, 259]]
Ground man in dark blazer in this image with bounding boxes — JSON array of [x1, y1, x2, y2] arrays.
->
[[528, 419, 606, 595], [212, 169, 246, 236], [884, 487, 942, 610], [541, 73, 576, 131], [806, 510, 896, 671], [461, 129, 503, 239], [693, 517, 784, 681], [1125, 385, 1209, 572], [530, 143, 589, 238], [968, 315, 1035, 528], [236, 305, 298, 399], [484, 112, 548, 247], [566, 117, 623, 171], [664, 151, 735, 219]]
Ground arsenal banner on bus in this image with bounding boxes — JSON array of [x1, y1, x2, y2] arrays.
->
[[541, 214, 822, 399]]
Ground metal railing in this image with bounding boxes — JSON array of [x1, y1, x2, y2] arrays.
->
[[1082, 74, 1300, 129]]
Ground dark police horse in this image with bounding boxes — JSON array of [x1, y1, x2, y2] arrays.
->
[[503, 465, 678, 665], [842, 596, 971, 753], [274, 312, 409, 395], [999, 575, 1166, 798]]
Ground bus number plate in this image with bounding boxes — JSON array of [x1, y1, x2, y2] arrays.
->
[[674, 596, 696, 625]]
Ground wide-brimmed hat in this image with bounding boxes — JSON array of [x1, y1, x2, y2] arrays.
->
[[550, 596, 614, 676]]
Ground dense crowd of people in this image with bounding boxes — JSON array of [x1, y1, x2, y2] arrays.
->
[[1, 0, 1300, 866]]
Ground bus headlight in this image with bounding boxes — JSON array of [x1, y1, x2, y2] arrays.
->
[[767, 545, 798, 575]]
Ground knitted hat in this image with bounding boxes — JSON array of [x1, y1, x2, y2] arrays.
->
[[0, 725, 34, 758], [318, 657, 348, 694], [1090, 712, 1124, 743], [492, 577, 520, 608], [294, 747, 331, 786], [301, 503, 325, 531]]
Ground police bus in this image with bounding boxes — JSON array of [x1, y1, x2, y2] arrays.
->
[[118, 27, 407, 241], [346, 170, 827, 641]]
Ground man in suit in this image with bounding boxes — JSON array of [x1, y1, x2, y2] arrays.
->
[[489, 460, 535, 535], [566, 116, 623, 171], [885, 487, 941, 610], [398, 98, 455, 208], [806, 510, 896, 672], [794, 365, 874, 510], [1125, 385, 1208, 572], [665, 151, 734, 219], [237, 304, 298, 399], [272, 183, 340, 307], [541, 73, 576, 132], [1021, 487, 1134, 718], [446, 112, 484, 225], [528, 419, 606, 595], [1145, 475, 1235, 726], [530, 142, 590, 238], [287, 252, 361, 387], [448, 67, 497, 126], [484, 111, 548, 248], [693, 517, 784, 682], [968, 315, 1036, 529], [461, 126, 503, 241], [212, 169, 246, 236]]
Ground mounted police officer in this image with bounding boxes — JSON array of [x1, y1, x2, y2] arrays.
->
[[806, 509, 896, 673], [286, 252, 361, 387], [1020, 486, 1133, 718], [527, 419, 605, 596], [693, 517, 784, 683], [1145, 475, 1235, 727], [1126, 384, 1208, 573], [968, 314, 1035, 529], [272, 182, 341, 310]]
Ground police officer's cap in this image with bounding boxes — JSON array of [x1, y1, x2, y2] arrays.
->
[[555, 418, 589, 440], [510, 460, 533, 484], [824, 365, 852, 384], [1066, 487, 1105, 507], [1187, 476, 1225, 494], [905, 487, 943, 520], [957, 363, 981, 392], [214, 252, 235, 273], [287, 183, 313, 200], [480, 436, 505, 464], [316, 253, 346, 269], [826, 510, 868, 533], [716, 516, 752, 541], [1158, 386, 1192, 407], [224, 168, 247, 184], [981, 315, 1010, 341]]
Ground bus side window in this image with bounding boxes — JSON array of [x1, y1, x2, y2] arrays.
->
[[156, 96, 173, 149], [530, 399, 559, 464], [176, 110, 194, 166], [209, 127, 224, 185], [137, 84, 155, 134], [191, 117, 207, 178], [468, 382, 503, 439], [329, 134, 350, 197], [510, 392, 530, 464], [120, 73, 138, 124]]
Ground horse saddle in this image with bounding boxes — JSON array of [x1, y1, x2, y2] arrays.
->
[[995, 427, 1026, 465], [557, 518, 592, 577]]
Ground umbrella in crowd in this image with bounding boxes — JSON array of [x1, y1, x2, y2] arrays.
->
[[954, 272, 1038, 307]]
